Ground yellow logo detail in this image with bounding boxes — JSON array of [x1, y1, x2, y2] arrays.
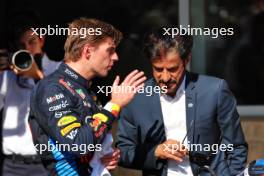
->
[[57, 116, 77, 127], [60, 123, 81, 136]]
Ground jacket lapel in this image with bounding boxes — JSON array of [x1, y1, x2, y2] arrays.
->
[[185, 72, 197, 145], [148, 78, 164, 121], [147, 75, 197, 144], [149, 79, 166, 142]]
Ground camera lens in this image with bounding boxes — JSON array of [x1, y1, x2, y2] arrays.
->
[[12, 50, 33, 71]]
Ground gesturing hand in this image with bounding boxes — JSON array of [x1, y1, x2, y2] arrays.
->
[[111, 70, 146, 108]]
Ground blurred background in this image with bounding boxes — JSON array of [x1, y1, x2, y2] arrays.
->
[[0, 0, 263, 175]]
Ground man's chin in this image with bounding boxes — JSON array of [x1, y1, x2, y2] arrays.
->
[[165, 90, 176, 97], [97, 71, 109, 77], [163, 86, 177, 97]]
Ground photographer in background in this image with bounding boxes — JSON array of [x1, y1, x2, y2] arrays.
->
[[0, 11, 60, 176]]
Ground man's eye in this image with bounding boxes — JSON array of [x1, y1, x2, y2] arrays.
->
[[155, 67, 163, 72], [109, 50, 115, 55], [168, 67, 178, 72], [29, 38, 37, 45], [107, 48, 115, 55]]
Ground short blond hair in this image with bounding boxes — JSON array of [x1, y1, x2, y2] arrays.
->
[[64, 18, 122, 62]]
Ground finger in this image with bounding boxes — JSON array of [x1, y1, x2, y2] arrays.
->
[[131, 76, 147, 88], [13, 68, 19, 75], [106, 160, 118, 167], [101, 153, 119, 160], [106, 165, 117, 170], [112, 150, 120, 157], [180, 149, 188, 156], [9, 65, 14, 70], [127, 71, 145, 85], [164, 147, 184, 157], [169, 144, 188, 155], [112, 75, 120, 87], [167, 150, 185, 158], [103, 159, 118, 169], [122, 70, 139, 84], [177, 146, 188, 155], [134, 83, 145, 92], [114, 148, 120, 154], [101, 157, 117, 165], [165, 152, 183, 162]]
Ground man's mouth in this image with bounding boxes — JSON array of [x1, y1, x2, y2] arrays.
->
[[107, 65, 113, 70], [160, 82, 176, 88]]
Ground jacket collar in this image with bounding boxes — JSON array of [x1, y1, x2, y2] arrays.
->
[[58, 62, 89, 88]]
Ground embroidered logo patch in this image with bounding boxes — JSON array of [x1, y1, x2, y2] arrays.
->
[[60, 123, 81, 136], [57, 116, 77, 127]]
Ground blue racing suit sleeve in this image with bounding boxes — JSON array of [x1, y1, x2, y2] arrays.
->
[[30, 82, 117, 156]]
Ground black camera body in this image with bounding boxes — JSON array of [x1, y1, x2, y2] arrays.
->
[[190, 151, 212, 167], [190, 151, 216, 176], [0, 50, 33, 71]]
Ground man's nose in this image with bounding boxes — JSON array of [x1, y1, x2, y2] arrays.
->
[[161, 70, 171, 83], [111, 52, 118, 62]]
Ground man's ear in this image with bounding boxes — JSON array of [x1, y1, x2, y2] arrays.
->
[[184, 53, 192, 66], [82, 44, 93, 60]]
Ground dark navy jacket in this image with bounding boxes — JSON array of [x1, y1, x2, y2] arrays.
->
[[29, 63, 117, 176], [116, 72, 247, 176]]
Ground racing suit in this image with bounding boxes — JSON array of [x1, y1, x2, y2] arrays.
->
[[29, 62, 120, 176]]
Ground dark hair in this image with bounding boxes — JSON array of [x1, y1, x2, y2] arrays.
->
[[143, 28, 193, 61], [8, 10, 41, 51]]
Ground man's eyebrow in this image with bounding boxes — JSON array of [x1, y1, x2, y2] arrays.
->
[[29, 35, 37, 40], [26, 36, 37, 43], [153, 65, 163, 69], [107, 46, 116, 51], [168, 65, 179, 69]]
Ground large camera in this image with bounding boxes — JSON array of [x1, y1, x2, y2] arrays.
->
[[0, 50, 33, 71]]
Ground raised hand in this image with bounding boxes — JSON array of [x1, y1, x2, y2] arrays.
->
[[111, 70, 147, 108]]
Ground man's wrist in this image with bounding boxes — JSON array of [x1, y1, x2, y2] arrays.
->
[[109, 99, 123, 108], [104, 102, 121, 117], [154, 144, 161, 158]]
